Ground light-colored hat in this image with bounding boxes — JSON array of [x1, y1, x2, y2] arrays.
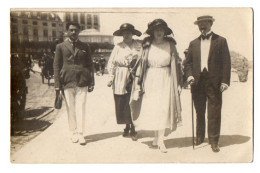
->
[[194, 15, 215, 25]]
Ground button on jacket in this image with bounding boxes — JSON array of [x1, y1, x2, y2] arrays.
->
[[54, 39, 95, 89]]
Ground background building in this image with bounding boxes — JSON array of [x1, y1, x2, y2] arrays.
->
[[61, 12, 100, 32], [10, 11, 63, 43]]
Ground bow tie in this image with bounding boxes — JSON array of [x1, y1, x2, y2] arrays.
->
[[201, 33, 212, 40]]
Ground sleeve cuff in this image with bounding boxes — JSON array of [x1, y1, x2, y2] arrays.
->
[[187, 76, 194, 82], [221, 83, 229, 87]]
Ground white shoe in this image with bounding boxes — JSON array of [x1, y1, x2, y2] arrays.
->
[[71, 132, 79, 143], [78, 133, 86, 145], [152, 137, 158, 146], [158, 142, 167, 153]]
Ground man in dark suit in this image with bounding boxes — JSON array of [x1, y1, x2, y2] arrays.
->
[[184, 15, 231, 152], [54, 22, 95, 145]]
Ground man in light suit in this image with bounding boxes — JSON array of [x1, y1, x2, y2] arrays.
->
[[184, 15, 231, 152], [54, 22, 94, 145]]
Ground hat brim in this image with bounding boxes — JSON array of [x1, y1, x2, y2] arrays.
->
[[194, 18, 215, 25], [113, 29, 142, 37], [145, 24, 173, 36]]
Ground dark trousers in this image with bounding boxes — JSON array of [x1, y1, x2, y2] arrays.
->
[[192, 69, 222, 144]]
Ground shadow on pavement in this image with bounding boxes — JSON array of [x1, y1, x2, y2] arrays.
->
[[11, 107, 54, 136], [85, 132, 122, 143], [219, 135, 251, 147], [12, 119, 52, 136], [141, 135, 251, 149], [25, 106, 53, 118]]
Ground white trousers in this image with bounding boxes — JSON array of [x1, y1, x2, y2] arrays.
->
[[64, 87, 88, 134]]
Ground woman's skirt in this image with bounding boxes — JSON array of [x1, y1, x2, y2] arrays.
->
[[114, 93, 132, 124], [134, 67, 171, 130]]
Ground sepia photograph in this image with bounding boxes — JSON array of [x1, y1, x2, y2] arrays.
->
[[9, 7, 253, 164]]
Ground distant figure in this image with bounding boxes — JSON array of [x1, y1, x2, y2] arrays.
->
[[53, 22, 95, 145], [182, 49, 189, 89], [100, 55, 106, 75], [184, 15, 231, 152]]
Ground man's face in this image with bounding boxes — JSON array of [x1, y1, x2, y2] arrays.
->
[[198, 20, 212, 35], [67, 25, 80, 41]]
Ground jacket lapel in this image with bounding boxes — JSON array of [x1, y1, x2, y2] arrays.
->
[[194, 37, 201, 70], [64, 40, 75, 55], [208, 32, 218, 61]]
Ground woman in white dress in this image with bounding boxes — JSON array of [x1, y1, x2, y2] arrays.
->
[[130, 19, 182, 153], [107, 23, 142, 141]]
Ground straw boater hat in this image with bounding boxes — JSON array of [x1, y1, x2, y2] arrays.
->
[[194, 15, 215, 25], [113, 23, 142, 37], [145, 19, 173, 36]]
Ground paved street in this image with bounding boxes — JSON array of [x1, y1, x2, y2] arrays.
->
[[11, 70, 253, 163]]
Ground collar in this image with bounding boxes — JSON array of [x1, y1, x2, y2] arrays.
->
[[201, 31, 213, 40], [68, 38, 79, 44]]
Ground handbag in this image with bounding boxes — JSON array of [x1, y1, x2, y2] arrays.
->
[[54, 90, 63, 109]]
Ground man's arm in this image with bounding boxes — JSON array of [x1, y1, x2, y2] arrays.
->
[[221, 38, 231, 86], [86, 44, 95, 87], [53, 44, 62, 90], [184, 43, 195, 84]]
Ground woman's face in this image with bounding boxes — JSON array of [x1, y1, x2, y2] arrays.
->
[[122, 31, 133, 43], [153, 26, 165, 40]]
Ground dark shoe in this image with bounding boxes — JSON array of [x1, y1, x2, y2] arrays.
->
[[211, 143, 220, 153], [122, 129, 129, 137], [131, 132, 138, 141], [195, 137, 204, 146]]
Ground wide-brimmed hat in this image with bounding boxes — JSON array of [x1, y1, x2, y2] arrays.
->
[[113, 23, 142, 37], [145, 19, 173, 36], [194, 15, 215, 25]]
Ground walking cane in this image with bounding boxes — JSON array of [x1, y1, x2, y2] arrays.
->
[[191, 89, 195, 149]]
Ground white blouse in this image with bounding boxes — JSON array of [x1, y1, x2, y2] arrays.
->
[[107, 40, 142, 95]]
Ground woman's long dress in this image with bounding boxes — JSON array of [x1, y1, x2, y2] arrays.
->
[[135, 42, 172, 130]]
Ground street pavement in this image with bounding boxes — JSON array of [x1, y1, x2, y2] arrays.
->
[[11, 71, 253, 163]]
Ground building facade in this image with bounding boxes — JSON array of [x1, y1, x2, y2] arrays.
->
[[61, 12, 100, 32], [10, 11, 63, 43]]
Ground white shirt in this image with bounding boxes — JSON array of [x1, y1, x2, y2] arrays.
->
[[200, 31, 212, 71]]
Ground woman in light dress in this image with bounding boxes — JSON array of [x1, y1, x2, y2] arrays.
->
[[107, 23, 142, 141], [130, 19, 182, 153]]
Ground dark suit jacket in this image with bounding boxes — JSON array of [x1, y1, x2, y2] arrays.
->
[[53, 39, 95, 89], [184, 32, 231, 89]]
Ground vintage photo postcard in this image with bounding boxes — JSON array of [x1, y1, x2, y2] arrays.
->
[[10, 8, 253, 163]]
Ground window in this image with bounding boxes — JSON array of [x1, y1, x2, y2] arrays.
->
[[52, 23, 56, 27], [80, 26, 85, 30], [66, 13, 71, 22], [73, 13, 78, 22], [11, 18, 18, 23], [94, 25, 98, 30], [23, 27, 28, 35], [80, 13, 85, 24], [87, 14, 92, 25], [43, 22, 48, 26], [43, 29, 48, 37], [22, 20, 28, 24], [33, 21, 38, 25], [93, 15, 98, 25], [52, 30, 56, 37], [87, 25, 91, 29], [33, 29, 38, 36], [11, 25, 18, 34]]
